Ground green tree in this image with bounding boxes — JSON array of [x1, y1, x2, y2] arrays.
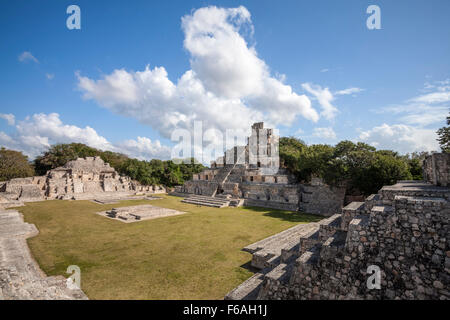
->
[[436, 112, 450, 152], [279, 137, 415, 196], [0, 148, 35, 181], [34, 143, 101, 175]]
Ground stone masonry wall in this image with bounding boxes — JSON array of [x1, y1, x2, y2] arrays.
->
[[423, 153, 450, 187], [257, 186, 449, 300], [299, 181, 346, 217]]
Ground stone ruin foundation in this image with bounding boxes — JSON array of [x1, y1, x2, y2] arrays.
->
[[96, 204, 186, 223], [225, 153, 450, 300], [0, 156, 165, 206]]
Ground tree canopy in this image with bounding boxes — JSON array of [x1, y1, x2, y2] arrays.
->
[[0, 147, 35, 181], [436, 112, 450, 153], [279, 138, 422, 196], [32, 143, 205, 187]]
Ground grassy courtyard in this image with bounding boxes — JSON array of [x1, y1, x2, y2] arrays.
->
[[15, 195, 321, 300]]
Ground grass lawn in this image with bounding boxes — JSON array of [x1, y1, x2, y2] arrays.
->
[[14, 195, 322, 299]]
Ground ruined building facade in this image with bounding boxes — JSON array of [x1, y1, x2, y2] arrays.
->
[[0, 157, 164, 202], [173, 122, 345, 215]]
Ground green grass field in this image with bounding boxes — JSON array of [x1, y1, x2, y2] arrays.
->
[[15, 195, 321, 299]]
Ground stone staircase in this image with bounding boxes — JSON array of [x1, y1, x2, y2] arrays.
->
[[225, 180, 450, 300], [242, 222, 320, 270], [0, 209, 88, 300], [211, 164, 236, 197], [181, 195, 231, 208]]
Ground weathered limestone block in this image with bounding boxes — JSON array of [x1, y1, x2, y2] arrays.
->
[[18, 185, 43, 201]]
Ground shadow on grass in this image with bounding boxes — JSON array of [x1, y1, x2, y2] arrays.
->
[[244, 206, 323, 223], [239, 261, 260, 273]]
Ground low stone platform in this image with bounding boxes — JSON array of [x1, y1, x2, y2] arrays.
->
[[91, 195, 162, 204], [181, 195, 231, 208], [96, 204, 186, 223], [0, 209, 88, 300]]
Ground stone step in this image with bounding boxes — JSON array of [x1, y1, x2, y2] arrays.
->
[[379, 182, 450, 205], [186, 195, 230, 203], [185, 198, 230, 206], [346, 214, 371, 252], [318, 214, 342, 241], [319, 231, 347, 260], [341, 202, 365, 231], [264, 261, 294, 286], [295, 244, 321, 271], [181, 199, 227, 208], [224, 271, 267, 300], [370, 205, 394, 216], [365, 194, 381, 213], [348, 214, 370, 230], [245, 223, 320, 269], [243, 223, 318, 254], [229, 199, 245, 207], [251, 251, 280, 269], [394, 195, 448, 208], [299, 230, 320, 254]]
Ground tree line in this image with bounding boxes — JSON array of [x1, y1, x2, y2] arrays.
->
[[1, 113, 449, 191], [279, 138, 426, 196], [0, 143, 205, 187]]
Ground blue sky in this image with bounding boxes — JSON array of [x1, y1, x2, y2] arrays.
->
[[1, 0, 449, 162]]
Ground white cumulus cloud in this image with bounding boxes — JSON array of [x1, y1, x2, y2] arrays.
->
[[359, 123, 439, 153], [77, 6, 319, 141], [376, 79, 450, 127], [313, 127, 337, 139], [0, 113, 171, 160], [301, 84, 363, 121], [117, 137, 172, 161], [0, 113, 15, 125]]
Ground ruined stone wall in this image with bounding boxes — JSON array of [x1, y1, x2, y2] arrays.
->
[[241, 183, 299, 204], [379, 183, 450, 206], [243, 198, 299, 211], [299, 180, 346, 217], [423, 153, 450, 187], [180, 180, 218, 196], [0, 157, 164, 201], [258, 192, 449, 300]]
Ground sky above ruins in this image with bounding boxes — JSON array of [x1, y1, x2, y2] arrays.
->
[[1, 0, 449, 162]]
